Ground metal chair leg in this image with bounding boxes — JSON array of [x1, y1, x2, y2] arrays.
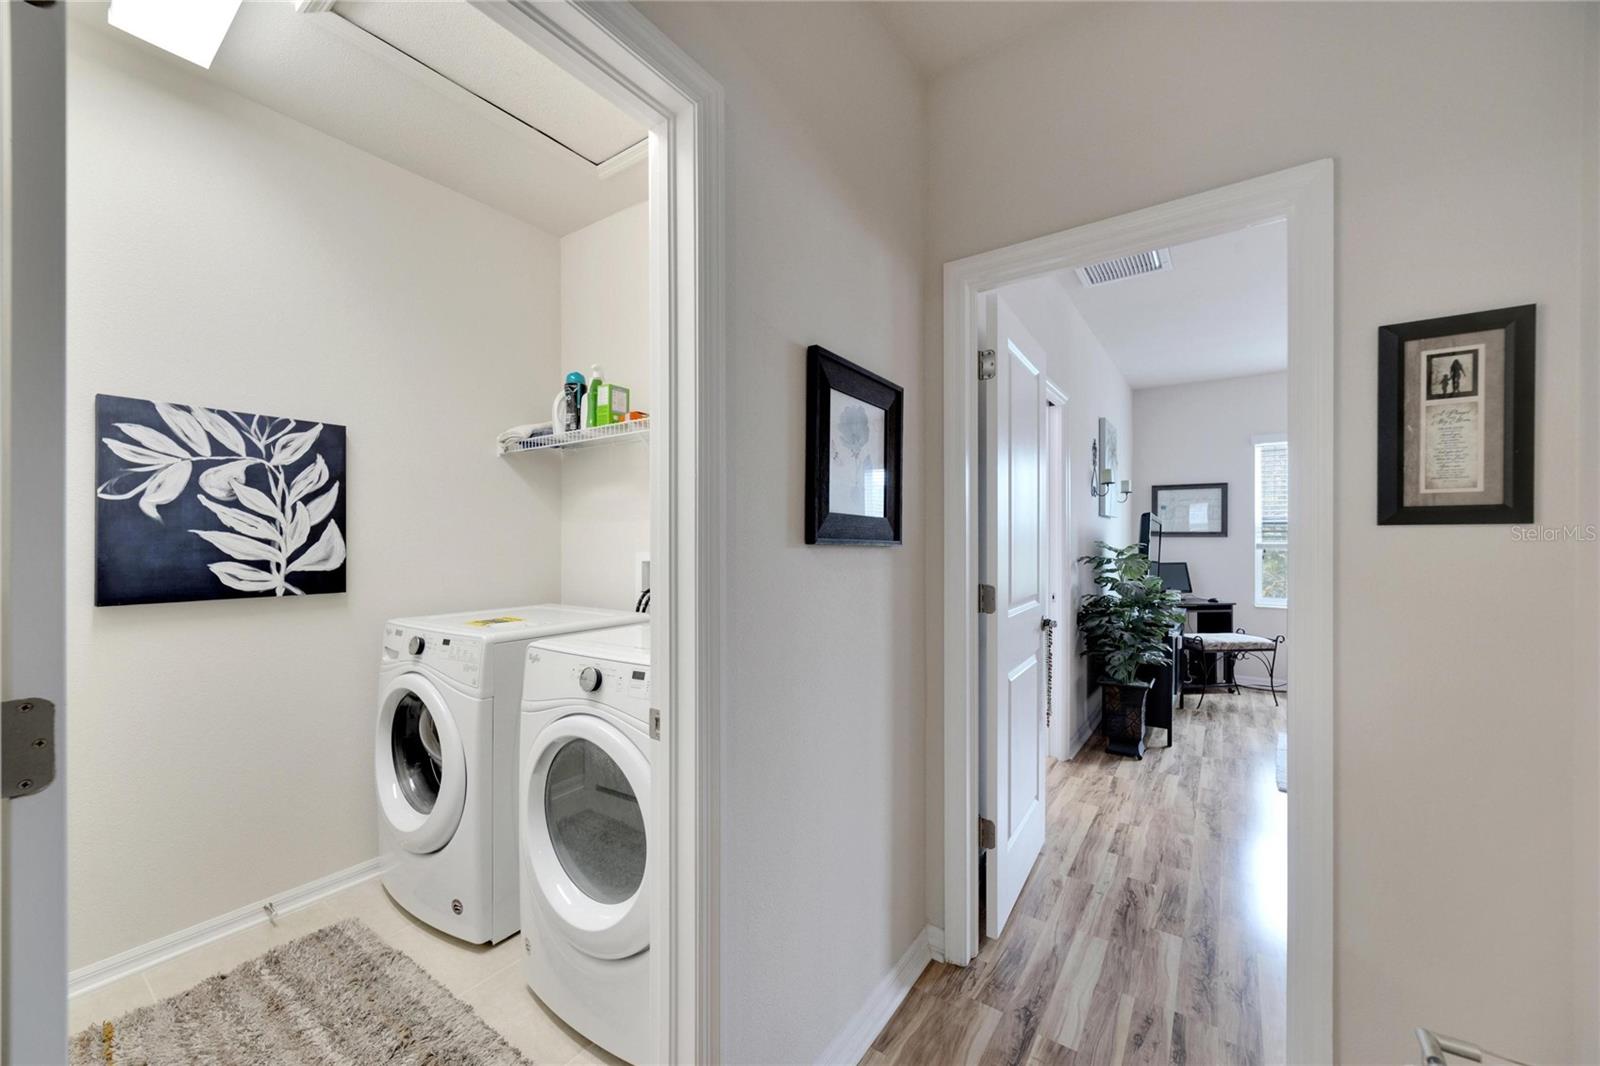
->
[[1267, 636, 1282, 706]]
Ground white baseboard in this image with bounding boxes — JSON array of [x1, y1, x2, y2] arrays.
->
[[814, 924, 936, 1065], [1232, 672, 1287, 691], [69, 856, 385, 998], [925, 925, 945, 963], [1068, 711, 1097, 759]]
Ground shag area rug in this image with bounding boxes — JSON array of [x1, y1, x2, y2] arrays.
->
[[71, 919, 530, 1065]]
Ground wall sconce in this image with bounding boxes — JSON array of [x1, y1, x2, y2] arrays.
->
[[1088, 439, 1132, 502]]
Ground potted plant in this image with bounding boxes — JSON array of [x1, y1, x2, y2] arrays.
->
[[1076, 541, 1184, 758]]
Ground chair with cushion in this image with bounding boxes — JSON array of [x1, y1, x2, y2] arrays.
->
[[1181, 629, 1285, 706]]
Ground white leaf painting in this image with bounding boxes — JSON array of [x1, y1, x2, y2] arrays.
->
[[191, 406, 247, 457], [198, 457, 255, 500], [288, 520, 346, 574], [156, 403, 212, 457], [95, 394, 347, 605], [138, 461, 192, 520], [208, 561, 281, 593]]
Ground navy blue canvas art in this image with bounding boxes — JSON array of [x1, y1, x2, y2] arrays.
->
[[95, 394, 347, 606]]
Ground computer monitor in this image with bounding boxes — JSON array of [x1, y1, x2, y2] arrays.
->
[[1155, 561, 1192, 594], [1138, 512, 1162, 565]]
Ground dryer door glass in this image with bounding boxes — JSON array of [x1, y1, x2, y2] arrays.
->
[[545, 738, 646, 905], [391, 691, 444, 814]]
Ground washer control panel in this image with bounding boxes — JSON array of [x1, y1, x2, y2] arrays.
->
[[382, 626, 483, 688]]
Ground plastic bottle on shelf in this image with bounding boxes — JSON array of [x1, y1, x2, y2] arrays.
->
[[554, 370, 586, 434], [584, 364, 605, 428]]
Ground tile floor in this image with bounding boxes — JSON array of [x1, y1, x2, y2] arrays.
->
[[69, 876, 625, 1065]]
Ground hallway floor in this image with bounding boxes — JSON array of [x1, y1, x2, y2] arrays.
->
[[69, 877, 625, 1065], [869, 689, 1287, 1066]]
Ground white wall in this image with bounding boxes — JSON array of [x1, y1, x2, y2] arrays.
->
[[999, 278, 1135, 759], [558, 202, 650, 611], [923, 5, 1598, 1061], [636, 5, 927, 1061], [66, 29, 564, 966], [1132, 371, 1289, 684]]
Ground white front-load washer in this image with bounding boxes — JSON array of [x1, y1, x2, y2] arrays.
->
[[376, 605, 637, 944], [519, 622, 653, 1066]]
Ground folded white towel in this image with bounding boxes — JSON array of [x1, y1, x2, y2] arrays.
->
[[497, 423, 552, 446]]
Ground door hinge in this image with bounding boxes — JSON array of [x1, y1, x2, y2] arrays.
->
[[2, 697, 56, 799], [977, 348, 996, 381], [977, 584, 996, 614], [649, 707, 661, 741], [978, 816, 997, 850]]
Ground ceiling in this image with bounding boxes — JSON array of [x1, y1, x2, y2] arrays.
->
[[867, 2, 1079, 78], [1060, 221, 1288, 390], [71, 0, 648, 236]]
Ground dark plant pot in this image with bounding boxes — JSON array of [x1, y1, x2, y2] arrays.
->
[[1101, 678, 1152, 759]]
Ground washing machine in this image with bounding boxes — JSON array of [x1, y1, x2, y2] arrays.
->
[[518, 622, 653, 1065], [375, 604, 638, 944]]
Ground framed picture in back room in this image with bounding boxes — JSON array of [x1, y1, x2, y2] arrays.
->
[[805, 345, 904, 545], [1152, 482, 1228, 536], [95, 394, 348, 605], [1377, 304, 1535, 524]]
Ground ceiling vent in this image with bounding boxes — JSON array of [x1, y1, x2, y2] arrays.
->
[[1075, 248, 1171, 288]]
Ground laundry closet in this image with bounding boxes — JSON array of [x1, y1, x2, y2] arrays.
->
[[64, 2, 657, 1061]]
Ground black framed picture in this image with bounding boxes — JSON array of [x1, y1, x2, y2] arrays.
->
[[805, 345, 903, 545], [1152, 482, 1228, 536], [1378, 304, 1535, 524]]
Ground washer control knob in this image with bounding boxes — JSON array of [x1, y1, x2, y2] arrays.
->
[[408, 636, 425, 656], [579, 666, 602, 693]]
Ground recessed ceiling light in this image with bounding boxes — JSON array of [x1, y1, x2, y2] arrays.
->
[[108, 0, 244, 70]]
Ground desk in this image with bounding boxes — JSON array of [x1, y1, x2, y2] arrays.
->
[[1179, 599, 1235, 689], [1180, 598, 1234, 632]]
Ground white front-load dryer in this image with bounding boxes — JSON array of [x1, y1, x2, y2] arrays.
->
[[376, 605, 637, 944], [519, 622, 653, 1065]]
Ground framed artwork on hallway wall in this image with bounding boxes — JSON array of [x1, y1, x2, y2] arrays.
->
[[804, 345, 904, 545], [94, 394, 348, 605], [1377, 304, 1535, 524]]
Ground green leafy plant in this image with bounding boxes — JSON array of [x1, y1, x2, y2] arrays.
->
[[1076, 541, 1184, 685]]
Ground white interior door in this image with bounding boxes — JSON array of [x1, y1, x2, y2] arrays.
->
[[978, 294, 1047, 939], [1, 1, 68, 1060]]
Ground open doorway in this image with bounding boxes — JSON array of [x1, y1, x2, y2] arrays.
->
[[924, 162, 1334, 1066], [40, 3, 721, 1063]]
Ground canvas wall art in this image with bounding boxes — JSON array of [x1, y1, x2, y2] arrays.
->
[[95, 394, 347, 606], [1096, 416, 1121, 518]]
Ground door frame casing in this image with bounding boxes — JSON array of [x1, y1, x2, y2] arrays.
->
[[451, 4, 729, 1062], [1042, 383, 1070, 762], [1, 1, 69, 1061], [940, 160, 1335, 1064]]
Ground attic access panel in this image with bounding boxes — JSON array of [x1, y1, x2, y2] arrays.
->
[[332, 0, 646, 167]]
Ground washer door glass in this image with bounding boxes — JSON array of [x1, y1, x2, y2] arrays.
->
[[545, 737, 646, 905], [391, 691, 444, 814]]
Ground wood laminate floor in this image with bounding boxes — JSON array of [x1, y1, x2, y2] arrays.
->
[[868, 689, 1287, 1066]]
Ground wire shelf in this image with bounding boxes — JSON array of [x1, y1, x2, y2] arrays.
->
[[498, 417, 650, 455]]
